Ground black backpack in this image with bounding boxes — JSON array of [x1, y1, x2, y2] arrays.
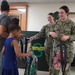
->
[[19, 37, 38, 75]]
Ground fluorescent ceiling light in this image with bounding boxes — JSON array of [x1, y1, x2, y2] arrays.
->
[[18, 8, 26, 12]]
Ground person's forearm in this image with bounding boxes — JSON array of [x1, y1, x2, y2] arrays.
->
[[16, 52, 31, 58]]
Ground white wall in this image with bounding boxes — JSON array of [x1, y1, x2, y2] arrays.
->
[[27, 3, 75, 31]]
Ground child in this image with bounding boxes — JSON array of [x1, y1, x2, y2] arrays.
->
[[1, 24, 32, 75], [11, 17, 25, 38], [11, 18, 19, 25]]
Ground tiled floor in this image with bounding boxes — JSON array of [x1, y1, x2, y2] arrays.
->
[[19, 66, 75, 75], [19, 69, 48, 75]]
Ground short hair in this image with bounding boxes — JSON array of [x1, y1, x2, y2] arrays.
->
[[1, 0, 10, 11], [9, 24, 21, 32], [48, 13, 54, 18], [59, 5, 69, 13], [11, 18, 19, 25]]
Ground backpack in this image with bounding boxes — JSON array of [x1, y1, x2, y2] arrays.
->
[[53, 42, 67, 75], [19, 37, 38, 75], [24, 55, 38, 75]]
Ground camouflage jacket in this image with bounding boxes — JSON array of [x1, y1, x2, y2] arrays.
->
[[54, 19, 75, 44], [54, 19, 75, 63], [33, 24, 55, 47]]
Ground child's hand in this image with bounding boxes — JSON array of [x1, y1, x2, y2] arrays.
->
[[27, 51, 33, 56]]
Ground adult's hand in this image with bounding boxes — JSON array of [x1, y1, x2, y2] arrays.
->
[[61, 34, 70, 41], [29, 37, 34, 42], [49, 32, 57, 38]]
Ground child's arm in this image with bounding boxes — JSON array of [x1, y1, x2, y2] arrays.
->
[[12, 39, 32, 58], [1, 46, 5, 55]]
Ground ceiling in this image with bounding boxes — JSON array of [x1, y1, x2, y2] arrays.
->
[[0, 0, 75, 4]]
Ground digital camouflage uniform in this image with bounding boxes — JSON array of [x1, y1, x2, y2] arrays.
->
[[33, 24, 55, 74], [53, 19, 75, 75]]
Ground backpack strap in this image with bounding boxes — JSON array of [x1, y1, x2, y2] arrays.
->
[[59, 42, 67, 75]]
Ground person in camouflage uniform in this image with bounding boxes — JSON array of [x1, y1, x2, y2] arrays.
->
[[49, 6, 75, 75], [30, 13, 55, 75]]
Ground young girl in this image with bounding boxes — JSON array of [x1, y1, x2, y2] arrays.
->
[[11, 17, 25, 38], [1, 24, 32, 75]]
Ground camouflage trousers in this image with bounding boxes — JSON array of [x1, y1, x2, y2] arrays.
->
[[44, 46, 72, 75], [48, 62, 71, 75], [44, 47, 54, 74], [53, 64, 71, 75]]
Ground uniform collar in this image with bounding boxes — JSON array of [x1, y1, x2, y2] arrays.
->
[[59, 19, 70, 24], [48, 23, 55, 27]]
